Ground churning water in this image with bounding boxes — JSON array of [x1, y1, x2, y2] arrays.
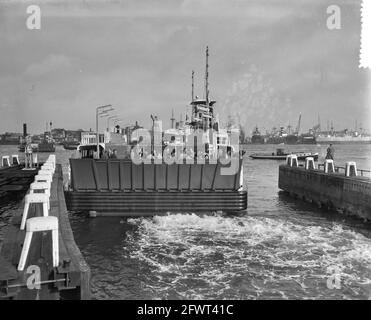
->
[[1, 144, 371, 299]]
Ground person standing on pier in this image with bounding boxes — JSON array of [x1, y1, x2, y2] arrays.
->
[[25, 135, 33, 168], [326, 143, 335, 160]]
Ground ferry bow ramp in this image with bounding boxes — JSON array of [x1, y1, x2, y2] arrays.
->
[[65, 159, 247, 216]]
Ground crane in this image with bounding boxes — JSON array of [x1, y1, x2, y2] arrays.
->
[[295, 113, 301, 135]]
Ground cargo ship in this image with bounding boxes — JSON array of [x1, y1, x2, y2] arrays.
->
[[316, 131, 371, 144], [266, 126, 286, 144], [251, 126, 265, 144], [298, 133, 316, 144], [65, 47, 247, 216]]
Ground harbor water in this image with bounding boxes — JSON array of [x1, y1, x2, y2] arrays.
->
[[1, 144, 371, 299]]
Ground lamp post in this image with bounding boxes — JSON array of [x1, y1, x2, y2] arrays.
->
[[96, 104, 113, 159]]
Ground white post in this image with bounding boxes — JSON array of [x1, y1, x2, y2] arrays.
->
[[305, 157, 316, 170], [345, 161, 357, 177], [324, 159, 335, 173]]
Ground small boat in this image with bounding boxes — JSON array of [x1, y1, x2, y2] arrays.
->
[[249, 148, 318, 160]]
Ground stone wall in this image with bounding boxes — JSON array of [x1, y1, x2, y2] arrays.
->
[[278, 165, 371, 221]]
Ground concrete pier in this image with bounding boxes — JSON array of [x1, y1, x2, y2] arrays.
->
[[0, 164, 90, 299], [278, 162, 371, 221]]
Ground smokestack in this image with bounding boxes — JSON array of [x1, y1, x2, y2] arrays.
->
[[23, 123, 27, 137]]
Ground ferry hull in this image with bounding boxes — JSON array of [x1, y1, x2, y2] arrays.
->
[[65, 190, 247, 215]]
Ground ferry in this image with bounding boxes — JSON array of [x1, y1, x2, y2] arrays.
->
[[65, 47, 247, 216]]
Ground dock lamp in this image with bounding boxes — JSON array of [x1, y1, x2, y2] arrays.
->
[[96, 104, 114, 159]]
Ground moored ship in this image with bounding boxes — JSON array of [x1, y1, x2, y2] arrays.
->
[[251, 126, 265, 144], [37, 134, 56, 152], [284, 134, 298, 145], [298, 133, 316, 144], [316, 132, 371, 144]]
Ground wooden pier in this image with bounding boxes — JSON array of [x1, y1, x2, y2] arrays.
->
[[0, 164, 90, 300], [278, 159, 371, 221]]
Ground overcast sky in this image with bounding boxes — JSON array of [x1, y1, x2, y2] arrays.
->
[[0, 0, 369, 134]]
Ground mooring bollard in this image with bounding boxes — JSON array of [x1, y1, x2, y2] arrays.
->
[[46, 155, 56, 167], [324, 159, 335, 173], [292, 155, 298, 167], [286, 155, 298, 167], [1, 156, 10, 167], [34, 174, 53, 185], [29, 182, 51, 210], [18, 216, 59, 271], [305, 157, 316, 170], [20, 193, 50, 230], [11, 154, 20, 165], [38, 169, 54, 178], [286, 154, 298, 167], [41, 163, 55, 174], [286, 155, 292, 166], [345, 161, 357, 177], [48, 154, 56, 165]]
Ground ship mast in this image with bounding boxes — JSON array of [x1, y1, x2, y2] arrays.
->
[[170, 109, 175, 129], [191, 70, 194, 102], [205, 46, 209, 105]]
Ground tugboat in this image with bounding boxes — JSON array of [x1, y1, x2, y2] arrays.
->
[[37, 133, 55, 152], [65, 47, 247, 216], [249, 148, 318, 160]]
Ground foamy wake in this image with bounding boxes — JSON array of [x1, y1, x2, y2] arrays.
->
[[126, 213, 371, 299]]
